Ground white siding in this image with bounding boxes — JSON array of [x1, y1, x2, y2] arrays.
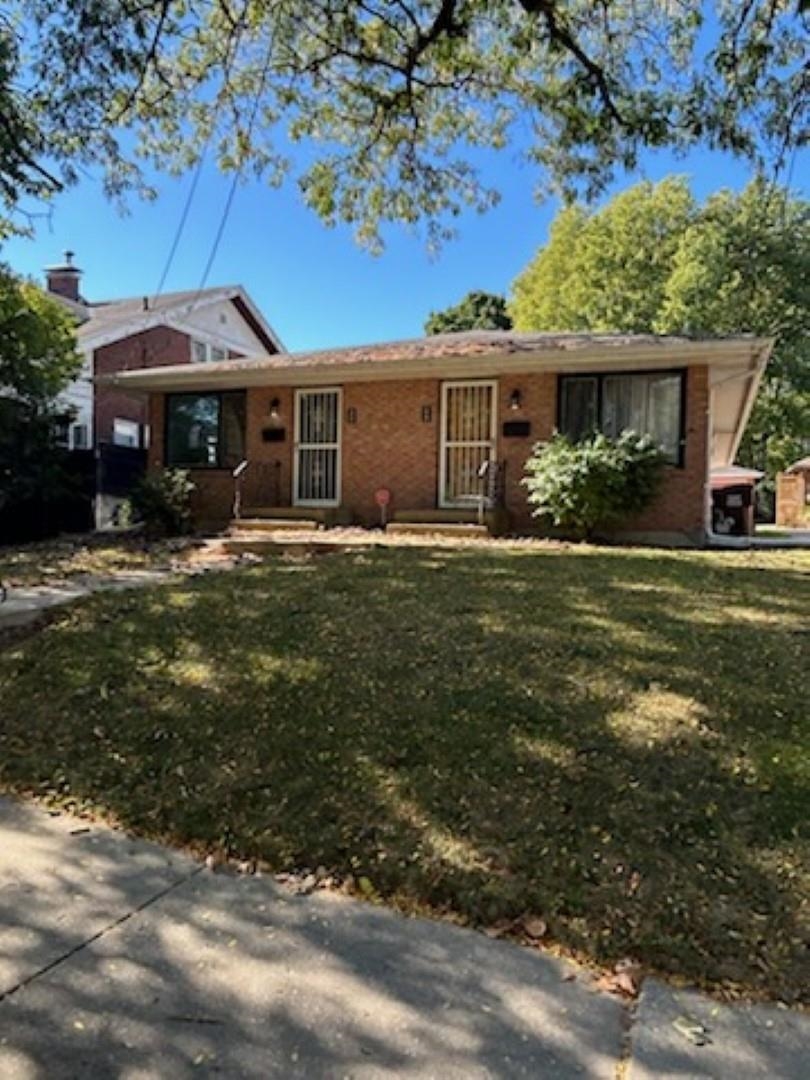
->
[[179, 299, 270, 357], [56, 351, 94, 449]]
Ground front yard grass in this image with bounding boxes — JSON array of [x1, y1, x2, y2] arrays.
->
[[0, 545, 807, 1002]]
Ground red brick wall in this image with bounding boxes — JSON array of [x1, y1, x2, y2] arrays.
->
[[95, 327, 191, 445], [622, 365, 709, 538], [342, 380, 441, 521], [147, 364, 710, 539], [498, 373, 558, 531]]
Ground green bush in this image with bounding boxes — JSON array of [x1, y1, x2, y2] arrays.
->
[[523, 432, 666, 539], [130, 468, 195, 537]]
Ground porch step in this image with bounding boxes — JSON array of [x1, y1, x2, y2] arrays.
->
[[390, 507, 510, 536], [241, 506, 329, 522], [391, 508, 480, 524], [239, 506, 353, 528], [386, 522, 489, 539], [231, 517, 320, 533]]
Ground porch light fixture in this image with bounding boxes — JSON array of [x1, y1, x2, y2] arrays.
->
[[421, 405, 432, 423], [347, 406, 358, 424], [269, 397, 281, 419], [509, 388, 522, 411]]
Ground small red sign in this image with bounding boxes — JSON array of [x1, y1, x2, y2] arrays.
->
[[374, 487, 391, 507]]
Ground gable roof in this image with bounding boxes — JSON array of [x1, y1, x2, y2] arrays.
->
[[58, 285, 284, 354]]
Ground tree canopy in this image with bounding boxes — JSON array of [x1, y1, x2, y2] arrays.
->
[[0, 264, 81, 521], [0, 265, 81, 406], [510, 177, 810, 476], [1, 2, 808, 246], [425, 290, 512, 333]]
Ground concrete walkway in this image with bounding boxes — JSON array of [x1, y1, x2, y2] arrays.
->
[[0, 557, 245, 631], [0, 571, 173, 630], [0, 798, 806, 1078]]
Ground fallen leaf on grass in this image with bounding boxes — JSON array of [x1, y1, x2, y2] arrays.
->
[[483, 918, 516, 939], [521, 916, 548, 940]]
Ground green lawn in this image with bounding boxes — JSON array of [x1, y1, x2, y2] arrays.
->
[[1, 545, 807, 1001]]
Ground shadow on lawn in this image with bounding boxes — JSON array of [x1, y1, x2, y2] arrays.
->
[[0, 547, 807, 1004]]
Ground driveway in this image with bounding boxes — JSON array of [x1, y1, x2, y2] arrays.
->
[[0, 796, 806, 1078]]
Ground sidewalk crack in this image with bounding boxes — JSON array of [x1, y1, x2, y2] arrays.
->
[[0, 864, 204, 1003]]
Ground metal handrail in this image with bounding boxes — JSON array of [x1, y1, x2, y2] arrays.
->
[[232, 460, 248, 520], [231, 459, 283, 519], [477, 459, 506, 525]]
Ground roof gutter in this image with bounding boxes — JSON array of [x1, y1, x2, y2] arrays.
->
[[99, 337, 773, 393]]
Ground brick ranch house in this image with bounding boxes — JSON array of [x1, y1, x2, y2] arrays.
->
[[106, 331, 772, 545]]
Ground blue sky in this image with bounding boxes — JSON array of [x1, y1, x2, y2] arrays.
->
[[2, 140, 806, 353]]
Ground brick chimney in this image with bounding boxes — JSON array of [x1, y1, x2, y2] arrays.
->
[[45, 250, 82, 302]]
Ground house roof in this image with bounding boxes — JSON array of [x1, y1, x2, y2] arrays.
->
[[102, 330, 773, 469], [785, 456, 810, 474], [60, 285, 284, 354]]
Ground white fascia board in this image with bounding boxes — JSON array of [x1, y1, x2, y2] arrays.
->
[[76, 289, 238, 352], [101, 337, 772, 394], [232, 286, 286, 354], [78, 288, 283, 356]]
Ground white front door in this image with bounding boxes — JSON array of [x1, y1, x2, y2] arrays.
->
[[439, 381, 497, 508], [294, 388, 342, 506]]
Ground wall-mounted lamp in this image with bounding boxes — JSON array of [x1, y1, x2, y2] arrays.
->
[[347, 406, 358, 425], [509, 388, 522, 411], [421, 405, 433, 423], [269, 397, 281, 420]]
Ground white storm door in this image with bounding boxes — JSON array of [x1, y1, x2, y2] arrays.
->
[[439, 381, 497, 508], [294, 388, 342, 506]]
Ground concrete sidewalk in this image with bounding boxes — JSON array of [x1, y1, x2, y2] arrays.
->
[[0, 797, 806, 1078], [0, 572, 173, 630]]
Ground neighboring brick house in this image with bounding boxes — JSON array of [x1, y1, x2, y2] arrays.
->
[[106, 331, 772, 546], [44, 252, 283, 451]]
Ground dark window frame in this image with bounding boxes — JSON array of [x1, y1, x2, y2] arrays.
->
[[557, 368, 688, 468], [164, 390, 246, 470]]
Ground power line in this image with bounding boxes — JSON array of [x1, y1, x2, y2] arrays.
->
[[152, 3, 251, 300], [152, 150, 207, 300], [195, 39, 274, 295]]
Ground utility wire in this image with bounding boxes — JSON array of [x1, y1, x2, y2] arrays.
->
[[152, 3, 251, 301], [152, 150, 208, 300], [195, 38, 274, 296]]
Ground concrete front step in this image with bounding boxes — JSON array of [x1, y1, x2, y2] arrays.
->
[[391, 507, 510, 535], [241, 506, 329, 522], [391, 508, 482, 524], [231, 518, 320, 533], [240, 506, 354, 528], [386, 522, 490, 539]]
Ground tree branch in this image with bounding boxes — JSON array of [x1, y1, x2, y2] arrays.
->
[[516, 0, 626, 126]]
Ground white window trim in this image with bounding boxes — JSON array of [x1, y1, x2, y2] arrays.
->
[[70, 423, 89, 450], [293, 387, 342, 508], [439, 380, 498, 509], [191, 338, 228, 364]]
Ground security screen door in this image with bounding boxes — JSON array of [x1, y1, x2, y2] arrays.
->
[[439, 381, 497, 507], [294, 388, 341, 506]]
